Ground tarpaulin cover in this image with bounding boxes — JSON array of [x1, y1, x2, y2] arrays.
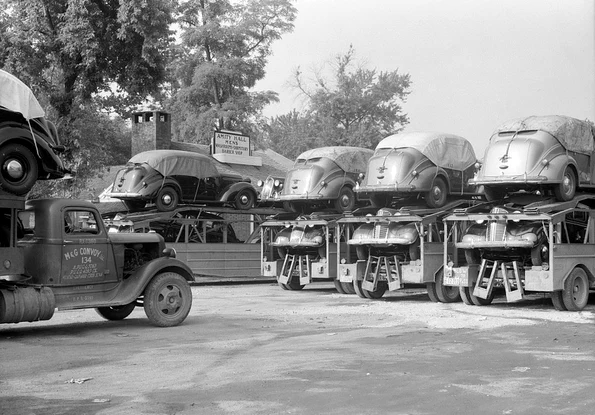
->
[[376, 132, 477, 171], [295, 146, 374, 173], [493, 115, 595, 154], [128, 150, 219, 177], [0, 69, 45, 119]]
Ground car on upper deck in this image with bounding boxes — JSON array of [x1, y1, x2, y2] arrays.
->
[[355, 132, 479, 208], [275, 146, 374, 213], [107, 150, 258, 212], [0, 69, 70, 195], [470, 115, 595, 202]]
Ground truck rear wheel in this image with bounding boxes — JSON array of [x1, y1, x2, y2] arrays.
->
[[561, 268, 589, 311], [143, 272, 192, 327], [434, 270, 461, 303], [95, 303, 136, 321]]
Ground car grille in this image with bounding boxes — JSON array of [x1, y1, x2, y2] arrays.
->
[[374, 223, 389, 239], [486, 207, 508, 241]]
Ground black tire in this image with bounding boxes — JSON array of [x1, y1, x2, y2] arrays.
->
[[554, 166, 577, 202], [143, 272, 192, 327], [370, 194, 390, 208], [470, 289, 494, 306], [155, 186, 179, 212], [459, 286, 474, 305], [483, 185, 507, 202], [286, 280, 305, 291], [425, 177, 448, 208], [0, 143, 38, 195], [362, 281, 387, 299], [531, 241, 549, 267], [426, 282, 440, 303], [95, 303, 136, 321], [551, 291, 567, 311], [276, 247, 288, 259], [464, 249, 481, 265], [333, 279, 347, 294], [353, 280, 367, 299], [334, 186, 356, 213], [562, 268, 589, 311], [356, 246, 369, 261], [123, 200, 146, 211], [408, 242, 420, 262], [341, 281, 356, 294], [435, 269, 461, 303], [235, 188, 255, 210]]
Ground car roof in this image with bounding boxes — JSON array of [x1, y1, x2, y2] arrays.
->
[[492, 115, 595, 155], [376, 132, 477, 171], [128, 150, 219, 177], [295, 146, 374, 173]]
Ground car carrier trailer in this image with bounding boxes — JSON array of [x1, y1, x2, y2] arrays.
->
[[260, 212, 345, 291], [443, 194, 595, 310], [336, 200, 474, 301]]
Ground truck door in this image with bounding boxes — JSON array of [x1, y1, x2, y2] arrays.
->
[[61, 209, 115, 285]]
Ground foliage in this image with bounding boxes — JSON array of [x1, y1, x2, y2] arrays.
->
[[267, 46, 411, 157], [167, 0, 297, 144]]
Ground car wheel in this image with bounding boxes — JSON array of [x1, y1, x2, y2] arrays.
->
[[0, 143, 39, 195], [554, 166, 577, 202], [561, 268, 589, 311], [530, 240, 549, 267], [483, 185, 507, 202], [143, 272, 192, 327], [235, 188, 255, 210], [464, 249, 481, 265], [425, 177, 448, 208], [155, 186, 179, 211], [370, 194, 390, 208], [95, 303, 136, 321], [334, 186, 355, 213], [356, 245, 369, 261]]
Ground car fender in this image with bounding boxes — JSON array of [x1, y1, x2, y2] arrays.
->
[[147, 178, 182, 199], [543, 155, 577, 183], [323, 173, 357, 199], [0, 125, 64, 172], [103, 257, 194, 306], [415, 166, 449, 192], [219, 182, 256, 202]]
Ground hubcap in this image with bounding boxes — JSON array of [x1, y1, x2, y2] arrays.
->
[[162, 194, 172, 205], [4, 159, 24, 180], [240, 195, 248, 204]]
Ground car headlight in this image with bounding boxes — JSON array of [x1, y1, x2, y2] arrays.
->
[[274, 179, 281, 187], [257, 180, 264, 187]]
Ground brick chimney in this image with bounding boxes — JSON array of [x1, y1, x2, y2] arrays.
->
[[131, 111, 171, 156]]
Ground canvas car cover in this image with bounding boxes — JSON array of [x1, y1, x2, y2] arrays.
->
[[295, 146, 374, 173], [376, 132, 477, 171], [0, 69, 45, 119], [128, 150, 219, 178], [493, 115, 595, 155]]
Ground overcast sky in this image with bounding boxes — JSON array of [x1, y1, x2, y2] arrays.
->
[[254, 0, 595, 157]]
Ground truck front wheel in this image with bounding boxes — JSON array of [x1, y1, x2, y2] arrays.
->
[[143, 272, 193, 327], [95, 303, 136, 321]]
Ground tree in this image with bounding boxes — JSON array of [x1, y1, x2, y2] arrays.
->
[[271, 46, 411, 153], [167, 0, 297, 144]]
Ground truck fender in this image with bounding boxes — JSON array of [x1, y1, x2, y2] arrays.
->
[[219, 182, 255, 202], [558, 263, 594, 291], [106, 257, 194, 306]]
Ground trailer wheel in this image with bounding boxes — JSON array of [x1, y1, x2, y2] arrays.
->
[[353, 280, 367, 299], [95, 303, 136, 321], [143, 272, 192, 327], [342, 282, 356, 294], [435, 270, 461, 303], [554, 166, 576, 202], [459, 287, 474, 305], [561, 268, 589, 311], [333, 279, 347, 294], [426, 283, 440, 302], [361, 281, 387, 299], [425, 177, 447, 208], [155, 186, 179, 212], [551, 291, 567, 311], [286, 280, 305, 291]]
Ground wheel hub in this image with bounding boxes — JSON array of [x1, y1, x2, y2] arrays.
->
[[162, 194, 172, 205], [4, 160, 24, 180], [240, 195, 248, 204]]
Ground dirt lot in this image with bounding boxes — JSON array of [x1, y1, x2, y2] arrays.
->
[[1, 281, 594, 415]]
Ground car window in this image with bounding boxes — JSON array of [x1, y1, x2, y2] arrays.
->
[[64, 210, 100, 235]]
